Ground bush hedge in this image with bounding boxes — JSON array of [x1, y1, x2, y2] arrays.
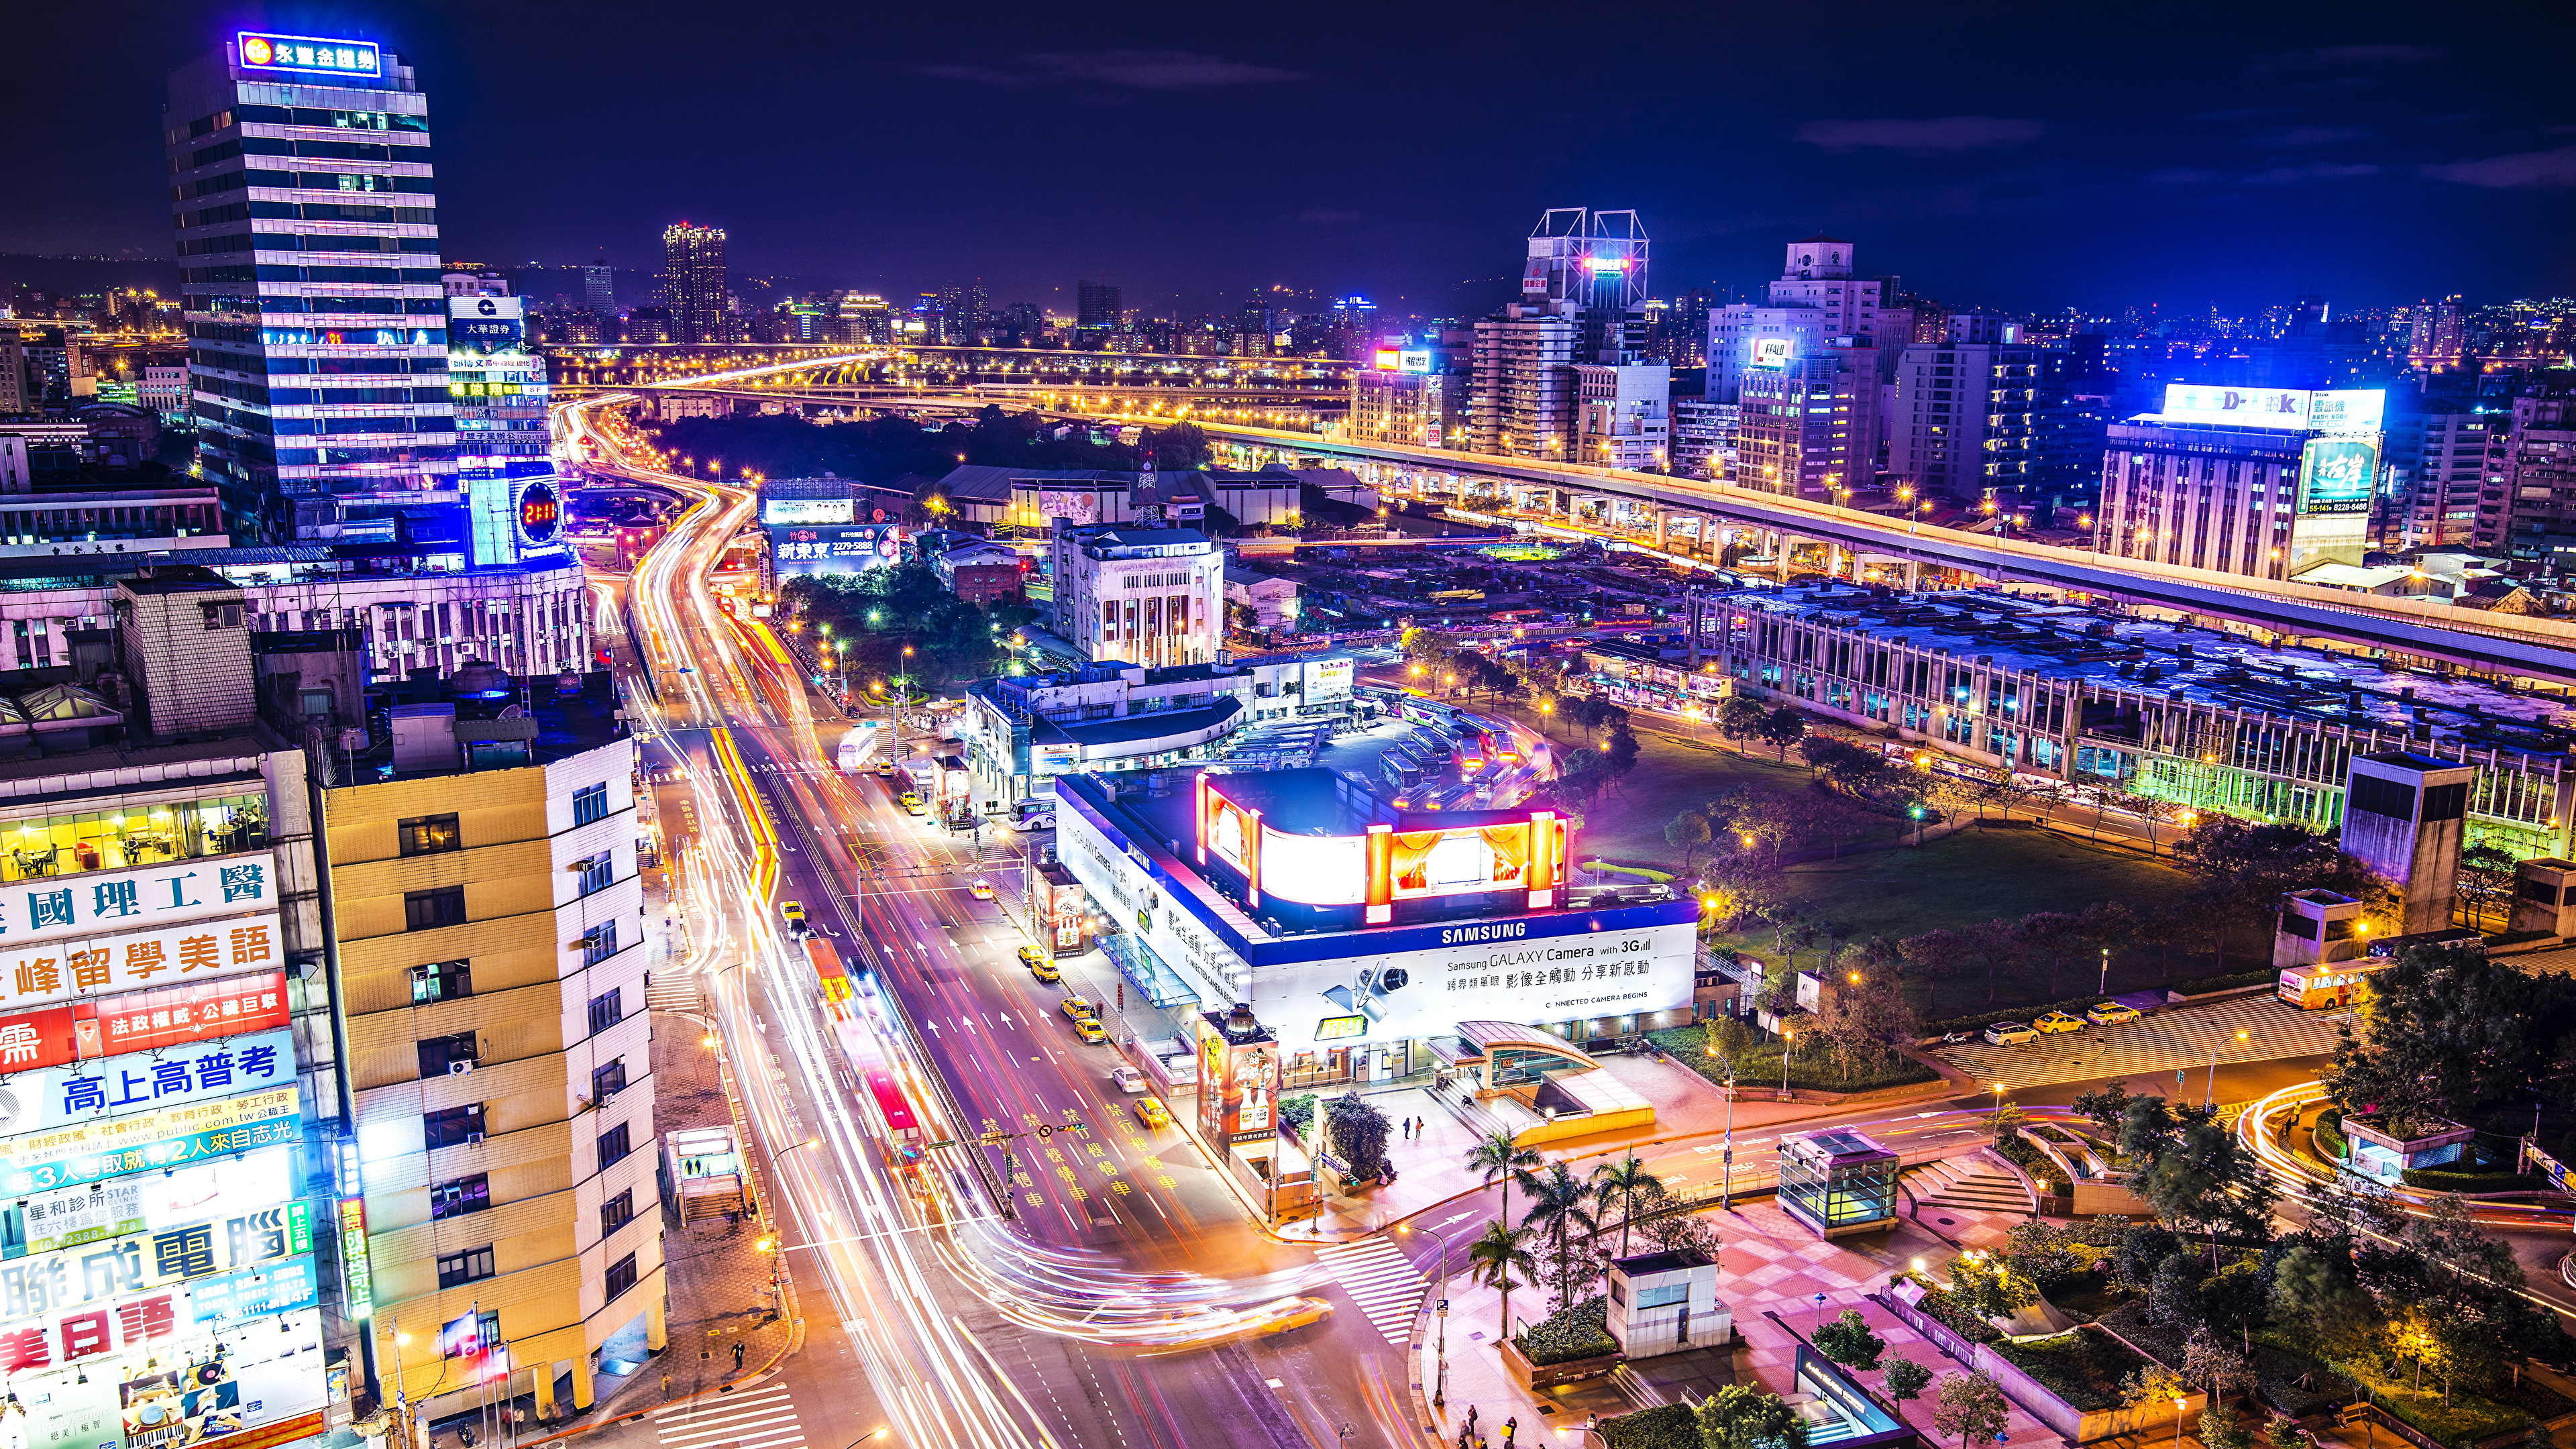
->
[[1517, 1295, 1617, 1366], [2398, 1166, 2544, 1193], [2314, 1108, 2347, 1161], [1990, 1330, 2147, 1413], [1899, 1272, 2002, 1344], [1994, 1132, 2072, 1195], [2171, 968, 2279, 996], [1602, 1403, 1701, 1449]]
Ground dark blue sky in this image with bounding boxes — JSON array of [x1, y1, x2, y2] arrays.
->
[[8, 0, 2573, 319]]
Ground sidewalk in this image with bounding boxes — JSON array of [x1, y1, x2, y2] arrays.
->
[[1411, 1191, 2041, 1448], [1277, 1050, 1963, 1243]]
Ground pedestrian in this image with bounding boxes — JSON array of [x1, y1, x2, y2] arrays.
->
[[733, 1340, 745, 1373], [1504, 1415, 1518, 1446], [1466, 1404, 1478, 1431]]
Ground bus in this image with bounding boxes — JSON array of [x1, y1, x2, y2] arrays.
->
[[2277, 959, 2388, 1010], [864, 1069, 928, 1166], [807, 937, 855, 1019]]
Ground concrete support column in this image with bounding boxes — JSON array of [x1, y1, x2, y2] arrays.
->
[[535, 1361, 559, 1419], [1654, 508, 1672, 549], [1902, 559, 1923, 593], [1826, 541, 1847, 580], [572, 1352, 595, 1412], [646, 1286, 669, 1352]]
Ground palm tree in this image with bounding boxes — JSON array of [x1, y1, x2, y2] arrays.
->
[[1461, 1128, 1541, 1229], [1466, 1220, 1537, 1344], [1519, 1160, 1599, 1307], [1590, 1154, 1664, 1258]]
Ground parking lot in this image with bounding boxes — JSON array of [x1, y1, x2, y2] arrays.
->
[[1932, 993, 2346, 1091]]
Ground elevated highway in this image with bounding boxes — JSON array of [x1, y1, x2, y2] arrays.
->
[[619, 371, 2576, 686]]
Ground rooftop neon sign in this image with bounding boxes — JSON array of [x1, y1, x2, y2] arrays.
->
[[237, 32, 382, 78]]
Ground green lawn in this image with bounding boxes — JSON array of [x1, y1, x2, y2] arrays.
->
[[1648, 1022, 1939, 1093]]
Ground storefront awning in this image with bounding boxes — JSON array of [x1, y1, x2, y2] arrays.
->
[[1099, 930, 1199, 1010]]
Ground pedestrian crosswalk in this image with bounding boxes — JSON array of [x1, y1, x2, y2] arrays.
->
[[644, 971, 702, 1014], [1316, 1236, 1426, 1344], [653, 1380, 806, 1449]]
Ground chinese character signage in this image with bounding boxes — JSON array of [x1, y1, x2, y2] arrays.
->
[[2298, 435, 2380, 515], [0, 912, 280, 1016], [0, 1086, 300, 1195], [186, 1256, 320, 1327], [13, 1146, 296, 1260], [336, 1197, 372, 1321], [4, 853, 274, 946], [0, 972, 290, 1077], [236, 32, 382, 77], [0, 1028, 291, 1137], [0, 1201, 311, 1337]]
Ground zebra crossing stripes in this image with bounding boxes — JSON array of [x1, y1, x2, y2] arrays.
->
[[653, 1381, 806, 1449], [1316, 1236, 1428, 1344]]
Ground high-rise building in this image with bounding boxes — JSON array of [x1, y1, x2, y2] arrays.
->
[[2489, 392, 2576, 558], [1703, 237, 1894, 405], [2094, 384, 2387, 580], [661, 223, 727, 345], [1574, 361, 1670, 471], [1468, 309, 1580, 458], [166, 33, 453, 544], [2385, 395, 2500, 549], [2408, 297, 2466, 373], [1671, 398, 1739, 481], [1077, 280, 1122, 333], [1047, 525, 1222, 668], [836, 292, 891, 345], [582, 260, 614, 314], [324, 665, 651, 1426], [1890, 315, 2065, 503], [1349, 348, 1460, 449], [443, 280, 565, 570], [937, 281, 989, 343]]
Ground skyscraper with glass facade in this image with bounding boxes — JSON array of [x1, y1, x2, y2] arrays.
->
[[166, 32, 453, 545], [661, 223, 729, 343]]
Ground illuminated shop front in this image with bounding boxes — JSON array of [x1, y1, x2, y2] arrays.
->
[[1056, 767, 1695, 1089]]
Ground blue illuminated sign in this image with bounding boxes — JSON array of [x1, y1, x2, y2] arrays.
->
[[237, 32, 382, 77]]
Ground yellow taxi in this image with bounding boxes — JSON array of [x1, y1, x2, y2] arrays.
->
[[1132, 1097, 1171, 1130], [968, 879, 996, 900], [1059, 995, 1099, 1024], [1024, 951, 1061, 983], [2087, 1001, 2143, 1026], [1068, 1015, 1106, 1044], [779, 901, 806, 928], [898, 792, 927, 816], [1247, 1297, 1334, 1336], [2033, 1011, 2087, 1034]]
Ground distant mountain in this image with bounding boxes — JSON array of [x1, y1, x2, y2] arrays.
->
[[0, 253, 183, 298]]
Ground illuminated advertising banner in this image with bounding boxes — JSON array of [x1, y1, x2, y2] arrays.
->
[[0, 972, 292, 1077], [0, 1028, 292, 1136], [517, 478, 564, 547], [1193, 1024, 1278, 1144], [236, 31, 380, 77], [760, 498, 855, 527], [1259, 833, 1366, 905], [0, 1087, 300, 1195], [1751, 336, 1796, 368], [0, 1303, 325, 1449], [2157, 385, 2387, 433], [446, 295, 524, 355], [15, 1146, 296, 1258], [5, 853, 274, 947], [767, 525, 902, 578], [2299, 436, 2381, 515], [0, 912, 281, 1018], [1203, 790, 1256, 877], [0, 1202, 313, 1334], [1251, 916, 1697, 1050], [1302, 657, 1355, 699], [1388, 824, 1533, 900]]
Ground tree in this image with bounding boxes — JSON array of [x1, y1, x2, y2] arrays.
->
[[1813, 1309, 1886, 1372], [1948, 1252, 2037, 1323], [1897, 929, 1963, 1016], [2455, 841, 2517, 932], [2069, 1080, 2135, 1138], [2324, 943, 2575, 1130], [1146, 420, 1213, 472], [1717, 696, 1769, 754], [2118, 1361, 2188, 1415], [1883, 1357, 1935, 1415], [2015, 912, 2086, 999], [2180, 1327, 2256, 1402], [1931, 1371, 2011, 1449], [1325, 1092, 1391, 1182], [1977, 1100, 2028, 1142], [1697, 1384, 1810, 1449], [1666, 808, 1715, 869], [1462, 1129, 1542, 1231], [1519, 1160, 1601, 1309], [2200, 1408, 2257, 1449], [1589, 1154, 1664, 1259], [1998, 1220, 2090, 1292], [2074, 900, 2140, 991], [1817, 971, 1919, 1077], [2171, 814, 2390, 971], [1959, 918, 2025, 1004], [1466, 1220, 1537, 1344], [2268, 1242, 2377, 1361], [2125, 1102, 2279, 1266], [1759, 705, 1809, 762]]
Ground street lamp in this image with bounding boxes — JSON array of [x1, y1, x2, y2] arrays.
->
[[2206, 1030, 2249, 1109], [1399, 1221, 1454, 1408], [2098, 946, 2110, 997], [1780, 1028, 1794, 1099]]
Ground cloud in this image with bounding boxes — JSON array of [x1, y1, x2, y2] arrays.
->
[[928, 49, 1303, 90], [2420, 144, 2576, 187], [2257, 126, 2369, 147], [2145, 168, 2224, 186], [1792, 116, 2046, 154], [2243, 162, 2381, 184], [1295, 209, 1360, 225], [2257, 43, 2444, 72]]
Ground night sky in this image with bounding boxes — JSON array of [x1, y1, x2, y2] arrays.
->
[[8, 0, 2574, 319]]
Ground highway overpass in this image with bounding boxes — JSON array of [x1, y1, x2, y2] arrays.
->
[[613, 374, 2576, 687]]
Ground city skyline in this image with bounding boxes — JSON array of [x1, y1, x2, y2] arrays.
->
[[3, 1, 2571, 315]]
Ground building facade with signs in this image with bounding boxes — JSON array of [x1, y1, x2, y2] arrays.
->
[[2094, 385, 2386, 582], [325, 674, 653, 1425], [0, 606, 337, 1449], [1053, 767, 1696, 1092]]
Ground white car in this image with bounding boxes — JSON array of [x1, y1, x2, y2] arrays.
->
[[1983, 1020, 2039, 1046], [1109, 1066, 1146, 1095]]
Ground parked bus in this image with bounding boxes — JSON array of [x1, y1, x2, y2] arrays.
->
[[2277, 959, 2389, 1011], [863, 1069, 928, 1166]]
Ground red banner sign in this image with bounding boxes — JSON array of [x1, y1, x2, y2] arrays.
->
[[0, 973, 291, 1072]]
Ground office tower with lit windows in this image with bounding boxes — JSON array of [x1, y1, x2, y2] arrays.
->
[[1077, 280, 1123, 333], [166, 32, 453, 544], [582, 259, 614, 314], [661, 223, 728, 344]]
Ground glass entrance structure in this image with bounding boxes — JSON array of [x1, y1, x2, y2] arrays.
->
[[1777, 1128, 1898, 1238]]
